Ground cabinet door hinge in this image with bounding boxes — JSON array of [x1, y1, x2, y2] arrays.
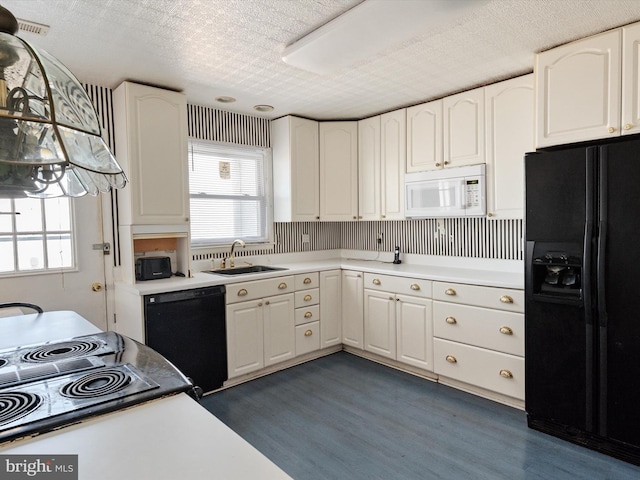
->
[[92, 242, 111, 255]]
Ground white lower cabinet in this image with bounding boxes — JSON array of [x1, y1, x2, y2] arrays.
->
[[432, 281, 525, 400], [363, 273, 434, 372], [320, 270, 342, 348], [226, 277, 295, 379], [341, 270, 364, 348]]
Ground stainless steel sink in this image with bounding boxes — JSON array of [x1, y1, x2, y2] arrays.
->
[[203, 265, 288, 276]]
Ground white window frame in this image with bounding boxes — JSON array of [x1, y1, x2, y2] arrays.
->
[[0, 197, 77, 277], [188, 140, 273, 249]]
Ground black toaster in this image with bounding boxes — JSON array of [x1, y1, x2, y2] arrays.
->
[[136, 256, 172, 281]]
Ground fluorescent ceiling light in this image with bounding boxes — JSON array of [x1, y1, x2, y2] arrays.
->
[[282, 0, 488, 75]]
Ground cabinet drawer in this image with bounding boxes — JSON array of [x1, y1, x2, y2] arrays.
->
[[226, 276, 295, 303], [295, 305, 320, 326], [295, 272, 319, 290], [296, 321, 320, 355], [434, 338, 524, 400], [295, 288, 320, 308], [433, 282, 523, 312], [433, 302, 524, 356], [363, 273, 431, 298]]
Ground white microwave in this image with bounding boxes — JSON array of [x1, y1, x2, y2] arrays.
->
[[404, 164, 486, 218]]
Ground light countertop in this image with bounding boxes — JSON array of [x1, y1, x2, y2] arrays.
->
[[118, 250, 524, 296]]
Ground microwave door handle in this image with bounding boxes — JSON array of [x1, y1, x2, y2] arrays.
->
[[460, 180, 466, 210]]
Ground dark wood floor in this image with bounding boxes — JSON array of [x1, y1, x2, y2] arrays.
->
[[201, 352, 640, 480]]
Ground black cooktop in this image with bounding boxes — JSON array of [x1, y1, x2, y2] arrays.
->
[[0, 332, 192, 445]]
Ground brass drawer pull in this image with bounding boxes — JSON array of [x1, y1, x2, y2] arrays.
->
[[265, 300, 270, 305], [304, 294, 312, 302], [304, 311, 313, 318], [304, 329, 313, 337], [278, 282, 287, 290], [257, 302, 263, 307], [446, 316, 457, 325], [445, 355, 457, 364], [499, 369, 513, 379], [410, 284, 420, 291], [373, 278, 381, 285], [238, 288, 248, 296], [499, 326, 513, 335], [500, 295, 514, 304], [445, 288, 457, 296], [303, 277, 312, 284]]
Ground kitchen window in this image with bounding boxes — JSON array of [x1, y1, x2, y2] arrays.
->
[[188, 140, 272, 247], [0, 197, 75, 274]]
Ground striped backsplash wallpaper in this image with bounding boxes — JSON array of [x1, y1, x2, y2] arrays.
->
[[86, 88, 524, 264], [187, 104, 270, 147], [275, 218, 524, 260]]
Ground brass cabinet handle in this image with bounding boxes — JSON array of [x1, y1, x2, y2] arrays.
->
[[445, 355, 457, 364], [381, 214, 386, 219], [444, 161, 450, 165], [389, 296, 394, 301], [625, 123, 633, 130], [608, 126, 616, 133], [238, 288, 248, 296], [304, 294, 312, 301], [278, 282, 287, 289], [445, 288, 456, 296], [303, 278, 312, 284], [258, 302, 263, 307], [373, 278, 381, 285], [499, 326, 513, 335], [487, 212, 494, 218], [304, 311, 313, 318], [304, 329, 313, 337], [500, 295, 513, 304], [435, 162, 441, 167], [265, 300, 270, 305], [410, 284, 420, 291], [499, 369, 513, 379], [446, 316, 457, 325], [316, 216, 320, 220]]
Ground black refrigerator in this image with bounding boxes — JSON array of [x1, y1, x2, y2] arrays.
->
[[525, 135, 640, 465]]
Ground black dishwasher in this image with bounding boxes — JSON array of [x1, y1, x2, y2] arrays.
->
[[144, 286, 227, 393]]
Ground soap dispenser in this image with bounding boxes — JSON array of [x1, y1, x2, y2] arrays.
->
[[393, 246, 402, 264]]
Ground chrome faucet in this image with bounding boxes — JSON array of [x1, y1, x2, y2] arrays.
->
[[228, 239, 246, 268]]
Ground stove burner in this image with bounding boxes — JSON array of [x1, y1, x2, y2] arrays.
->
[[0, 392, 42, 426], [22, 340, 104, 363], [60, 369, 132, 399]]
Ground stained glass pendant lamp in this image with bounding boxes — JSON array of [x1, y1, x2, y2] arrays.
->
[[0, 5, 126, 198]]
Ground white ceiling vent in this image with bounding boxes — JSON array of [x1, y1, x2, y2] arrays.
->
[[16, 18, 50, 37]]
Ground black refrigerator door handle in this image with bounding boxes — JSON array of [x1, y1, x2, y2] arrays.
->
[[597, 147, 608, 325], [584, 148, 596, 433], [597, 146, 608, 437]]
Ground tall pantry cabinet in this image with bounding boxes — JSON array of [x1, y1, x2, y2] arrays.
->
[[113, 81, 191, 283]]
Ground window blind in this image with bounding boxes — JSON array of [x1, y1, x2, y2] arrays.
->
[[188, 141, 271, 246]]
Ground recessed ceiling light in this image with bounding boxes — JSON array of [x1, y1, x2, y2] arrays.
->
[[253, 104, 274, 112], [215, 96, 236, 103]]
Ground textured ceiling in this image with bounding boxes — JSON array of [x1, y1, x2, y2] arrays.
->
[[3, 0, 640, 120]]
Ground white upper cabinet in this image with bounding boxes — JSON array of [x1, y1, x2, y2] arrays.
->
[[113, 82, 189, 226], [536, 29, 622, 147], [271, 116, 320, 222], [358, 116, 381, 221], [320, 122, 359, 221], [443, 87, 485, 168], [380, 110, 405, 220], [622, 22, 640, 136], [485, 75, 534, 219], [406, 99, 443, 172], [358, 111, 405, 221]]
